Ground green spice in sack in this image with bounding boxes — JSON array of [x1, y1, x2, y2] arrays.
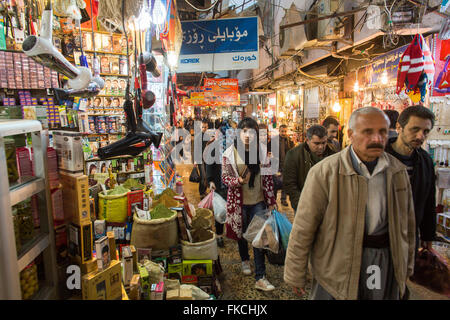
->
[[150, 204, 176, 220]]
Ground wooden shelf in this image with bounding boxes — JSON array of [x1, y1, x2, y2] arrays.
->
[[85, 50, 130, 56], [100, 73, 129, 77]]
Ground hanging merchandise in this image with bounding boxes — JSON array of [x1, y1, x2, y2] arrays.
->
[[98, 0, 163, 159], [396, 34, 434, 103]]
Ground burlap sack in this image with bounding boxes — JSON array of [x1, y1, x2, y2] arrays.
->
[[131, 213, 179, 250]]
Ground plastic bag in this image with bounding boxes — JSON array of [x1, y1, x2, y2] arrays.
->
[[243, 213, 268, 243], [273, 210, 293, 251], [198, 191, 214, 209], [252, 214, 279, 253], [410, 248, 450, 297], [212, 192, 227, 224]]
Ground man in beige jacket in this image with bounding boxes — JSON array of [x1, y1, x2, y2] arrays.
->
[[284, 107, 416, 300]]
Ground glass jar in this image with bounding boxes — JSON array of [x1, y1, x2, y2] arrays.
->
[[5, 138, 19, 184]]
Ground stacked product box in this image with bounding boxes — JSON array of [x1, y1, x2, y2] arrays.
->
[[6, 52, 15, 89], [0, 51, 7, 88], [30, 59, 39, 88], [52, 70, 59, 88], [13, 53, 23, 89], [21, 54, 30, 89], [37, 63, 45, 88]]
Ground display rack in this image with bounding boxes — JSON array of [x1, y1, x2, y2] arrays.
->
[[0, 120, 58, 300]]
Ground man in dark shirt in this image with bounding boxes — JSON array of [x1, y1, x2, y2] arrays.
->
[[322, 116, 341, 152], [385, 105, 436, 254]]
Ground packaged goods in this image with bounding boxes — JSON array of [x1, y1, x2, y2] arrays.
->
[[94, 220, 106, 239], [150, 282, 164, 300], [153, 257, 167, 272], [137, 248, 152, 263], [53, 131, 84, 173], [165, 278, 180, 291], [127, 190, 143, 217], [95, 236, 111, 271], [179, 287, 193, 300], [182, 260, 213, 276], [59, 172, 90, 225], [181, 284, 210, 300], [168, 263, 183, 280], [68, 222, 93, 263], [138, 264, 150, 300], [12, 207, 21, 253], [16, 147, 33, 177], [20, 262, 38, 300], [129, 274, 140, 300], [5, 138, 18, 184], [131, 211, 179, 250], [82, 260, 122, 300], [122, 246, 133, 286], [166, 289, 180, 300], [51, 187, 65, 221]]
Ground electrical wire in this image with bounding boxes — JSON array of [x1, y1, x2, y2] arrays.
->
[[184, 0, 220, 12]]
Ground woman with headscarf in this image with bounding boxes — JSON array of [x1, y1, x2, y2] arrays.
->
[[221, 118, 277, 292]]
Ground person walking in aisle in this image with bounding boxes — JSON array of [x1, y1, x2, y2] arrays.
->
[[283, 125, 335, 212], [284, 107, 416, 300], [222, 118, 277, 291], [192, 120, 209, 199], [276, 124, 295, 207], [384, 110, 400, 139], [322, 116, 341, 152], [385, 105, 436, 255], [206, 124, 228, 248]]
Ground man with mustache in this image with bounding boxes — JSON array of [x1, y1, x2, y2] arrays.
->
[[284, 107, 415, 300], [385, 105, 436, 262]]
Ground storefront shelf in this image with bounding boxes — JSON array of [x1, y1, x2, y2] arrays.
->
[[9, 177, 45, 207], [17, 233, 49, 272], [0, 119, 42, 137]]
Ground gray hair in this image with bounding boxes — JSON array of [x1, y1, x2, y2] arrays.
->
[[306, 125, 327, 140], [348, 107, 390, 130]]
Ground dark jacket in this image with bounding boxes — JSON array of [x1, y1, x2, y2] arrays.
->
[[283, 142, 335, 211], [205, 142, 227, 199], [279, 136, 295, 172], [385, 138, 436, 242]]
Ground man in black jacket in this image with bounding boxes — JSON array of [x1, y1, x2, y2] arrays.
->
[[385, 105, 436, 254]]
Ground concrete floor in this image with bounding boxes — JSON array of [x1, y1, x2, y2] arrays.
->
[[176, 164, 449, 300]]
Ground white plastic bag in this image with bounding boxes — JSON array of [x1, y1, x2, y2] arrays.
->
[[252, 214, 279, 253], [243, 214, 267, 243], [212, 192, 227, 224]]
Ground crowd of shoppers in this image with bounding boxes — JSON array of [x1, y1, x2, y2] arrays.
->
[[186, 105, 437, 299]]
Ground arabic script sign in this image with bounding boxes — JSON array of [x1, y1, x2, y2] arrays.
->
[[182, 79, 240, 107], [177, 17, 259, 72]]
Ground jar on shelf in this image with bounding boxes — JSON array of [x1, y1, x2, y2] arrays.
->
[[16, 200, 35, 244], [20, 262, 39, 300], [12, 207, 21, 254], [5, 138, 19, 184]]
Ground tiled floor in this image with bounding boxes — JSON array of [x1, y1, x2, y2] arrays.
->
[[177, 164, 449, 301]]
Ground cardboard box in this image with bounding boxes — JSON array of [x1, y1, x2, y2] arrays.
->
[[60, 172, 90, 225], [129, 274, 140, 300], [68, 222, 93, 263], [82, 260, 122, 300], [122, 246, 133, 286], [53, 131, 84, 173], [94, 220, 106, 240], [179, 287, 193, 300], [74, 256, 98, 275], [138, 265, 150, 300], [130, 245, 137, 272], [168, 263, 183, 281], [166, 289, 180, 300], [150, 282, 164, 300], [182, 260, 213, 276], [107, 231, 117, 261], [95, 236, 111, 271]]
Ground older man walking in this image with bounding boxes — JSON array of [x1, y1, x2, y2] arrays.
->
[[284, 107, 416, 300]]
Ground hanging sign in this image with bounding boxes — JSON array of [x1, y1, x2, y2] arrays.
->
[[182, 79, 240, 106], [177, 17, 259, 72]]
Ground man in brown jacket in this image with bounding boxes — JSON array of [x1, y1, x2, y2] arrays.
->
[[284, 107, 416, 300]]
